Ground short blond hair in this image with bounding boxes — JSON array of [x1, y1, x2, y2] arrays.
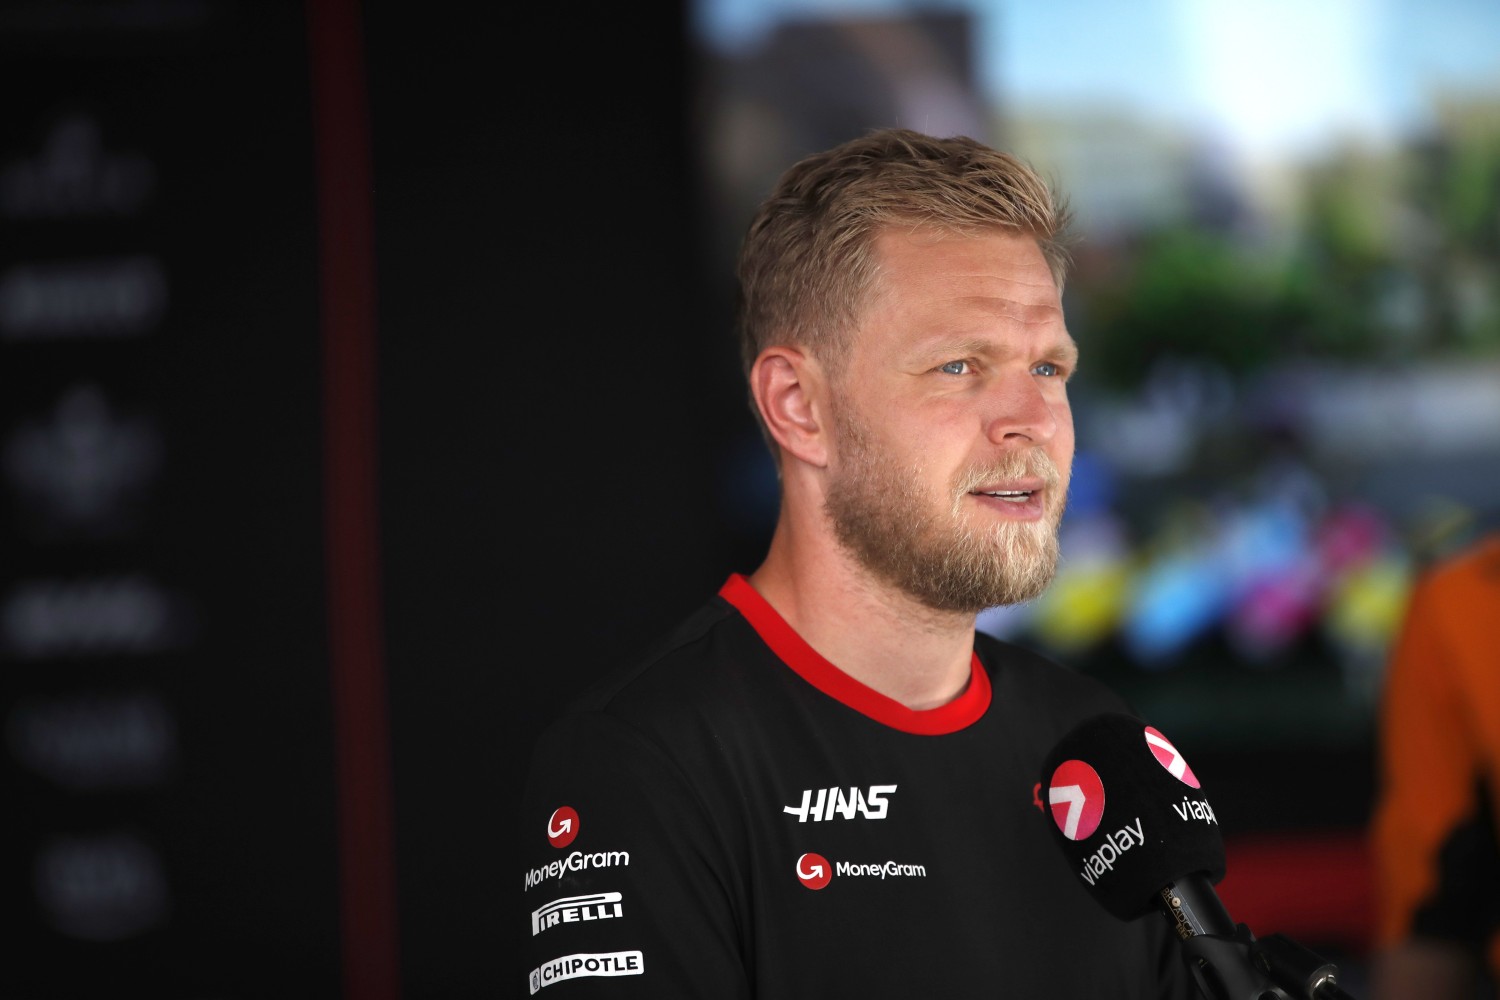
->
[[735, 127, 1073, 436]]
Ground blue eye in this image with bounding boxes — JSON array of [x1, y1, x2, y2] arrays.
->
[[938, 360, 969, 375], [1032, 362, 1061, 377]]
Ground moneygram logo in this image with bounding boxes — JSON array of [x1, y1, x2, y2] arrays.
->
[[1144, 726, 1199, 788], [547, 806, 579, 848], [524, 849, 631, 891], [795, 852, 831, 890], [794, 852, 926, 890], [1048, 759, 1105, 841]]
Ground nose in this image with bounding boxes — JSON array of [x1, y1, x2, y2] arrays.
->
[[984, 371, 1064, 447]]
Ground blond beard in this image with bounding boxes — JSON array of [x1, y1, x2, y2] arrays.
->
[[825, 405, 1067, 614]]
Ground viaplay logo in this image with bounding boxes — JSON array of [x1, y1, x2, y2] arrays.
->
[[547, 806, 580, 849], [1144, 726, 1200, 788], [1047, 759, 1105, 841]]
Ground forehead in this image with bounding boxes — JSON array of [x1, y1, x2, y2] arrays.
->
[[871, 225, 1056, 297], [860, 226, 1069, 348]]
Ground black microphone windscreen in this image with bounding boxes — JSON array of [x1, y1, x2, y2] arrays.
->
[[1039, 712, 1225, 921]]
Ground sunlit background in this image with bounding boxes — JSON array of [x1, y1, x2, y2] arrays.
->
[[690, 0, 1500, 977]]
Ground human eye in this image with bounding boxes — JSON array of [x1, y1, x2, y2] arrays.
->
[[936, 359, 972, 375], [1031, 361, 1065, 378]]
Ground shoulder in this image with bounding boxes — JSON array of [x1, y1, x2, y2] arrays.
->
[[1402, 532, 1500, 630], [565, 593, 775, 713], [533, 592, 781, 758], [974, 629, 1139, 723], [1421, 532, 1500, 593], [567, 596, 740, 707], [974, 629, 1107, 692]]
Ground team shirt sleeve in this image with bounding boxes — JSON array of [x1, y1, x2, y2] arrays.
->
[[518, 711, 752, 998]]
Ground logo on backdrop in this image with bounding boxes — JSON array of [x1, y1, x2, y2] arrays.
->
[[547, 806, 580, 849], [5, 383, 162, 540], [1144, 726, 1200, 788], [1048, 759, 1105, 841]]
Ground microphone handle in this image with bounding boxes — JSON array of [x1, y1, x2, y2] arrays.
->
[[1161, 876, 1237, 939], [1253, 933, 1358, 1000], [1159, 883, 1362, 1000], [1313, 985, 1357, 1000], [1161, 878, 1279, 999]]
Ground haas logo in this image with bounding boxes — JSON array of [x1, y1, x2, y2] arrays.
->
[[547, 806, 580, 848], [1047, 759, 1105, 841], [795, 852, 832, 890], [1144, 726, 1200, 788]]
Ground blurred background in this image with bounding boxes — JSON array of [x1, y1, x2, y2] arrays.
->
[[4, 0, 1498, 996]]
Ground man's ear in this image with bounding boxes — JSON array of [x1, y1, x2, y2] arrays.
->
[[750, 346, 829, 468]]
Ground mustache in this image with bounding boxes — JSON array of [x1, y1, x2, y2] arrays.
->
[[954, 450, 1063, 495]]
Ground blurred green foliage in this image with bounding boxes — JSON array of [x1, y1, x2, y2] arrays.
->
[[1074, 106, 1500, 391]]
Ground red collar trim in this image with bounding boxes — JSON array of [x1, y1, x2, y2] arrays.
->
[[718, 573, 991, 735]]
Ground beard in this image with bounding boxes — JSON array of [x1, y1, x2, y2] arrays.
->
[[824, 405, 1068, 614]]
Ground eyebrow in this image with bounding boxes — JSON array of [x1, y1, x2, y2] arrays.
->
[[927, 334, 1079, 366], [1052, 338, 1081, 368]]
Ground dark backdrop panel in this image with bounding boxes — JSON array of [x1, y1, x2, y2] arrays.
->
[[6, 2, 746, 996], [364, 3, 753, 996], [2, 3, 340, 996]]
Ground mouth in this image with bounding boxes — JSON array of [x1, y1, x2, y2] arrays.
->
[[977, 489, 1036, 504], [966, 478, 1049, 519]]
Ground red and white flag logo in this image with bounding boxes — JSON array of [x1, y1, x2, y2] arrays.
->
[[1048, 759, 1105, 841], [795, 852, 832, 890], [547, 806, 580, 848], [1144, 726, 1200, 788]]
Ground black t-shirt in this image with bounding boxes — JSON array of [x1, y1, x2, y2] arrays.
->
[[519, 574, 1197, 998]]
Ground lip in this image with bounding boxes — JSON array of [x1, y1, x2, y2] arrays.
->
[[972, 477, 1047, 495], [968, 483, 1048, 520]]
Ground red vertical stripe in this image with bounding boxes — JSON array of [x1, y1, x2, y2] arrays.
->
[[305, 1, 399, 997]]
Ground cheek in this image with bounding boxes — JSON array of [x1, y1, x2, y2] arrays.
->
[[1056, 418, 1076, 452], [882, 404, 954, 453], [1051, 401, 1076, 451]]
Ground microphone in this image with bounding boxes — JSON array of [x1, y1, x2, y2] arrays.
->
[[1038, 712, 1355, 1000]]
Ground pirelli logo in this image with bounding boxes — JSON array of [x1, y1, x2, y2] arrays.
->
[[531, 891, 625, 935]]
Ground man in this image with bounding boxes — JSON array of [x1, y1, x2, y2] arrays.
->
[[519, 128, 1195, 997], [1369, 531, 1500, 1000]]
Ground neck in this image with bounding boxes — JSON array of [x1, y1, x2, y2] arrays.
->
[[749, 530, 977, 711]]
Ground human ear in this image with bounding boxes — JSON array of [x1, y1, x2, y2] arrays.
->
[[749, 346, 829, 468]]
